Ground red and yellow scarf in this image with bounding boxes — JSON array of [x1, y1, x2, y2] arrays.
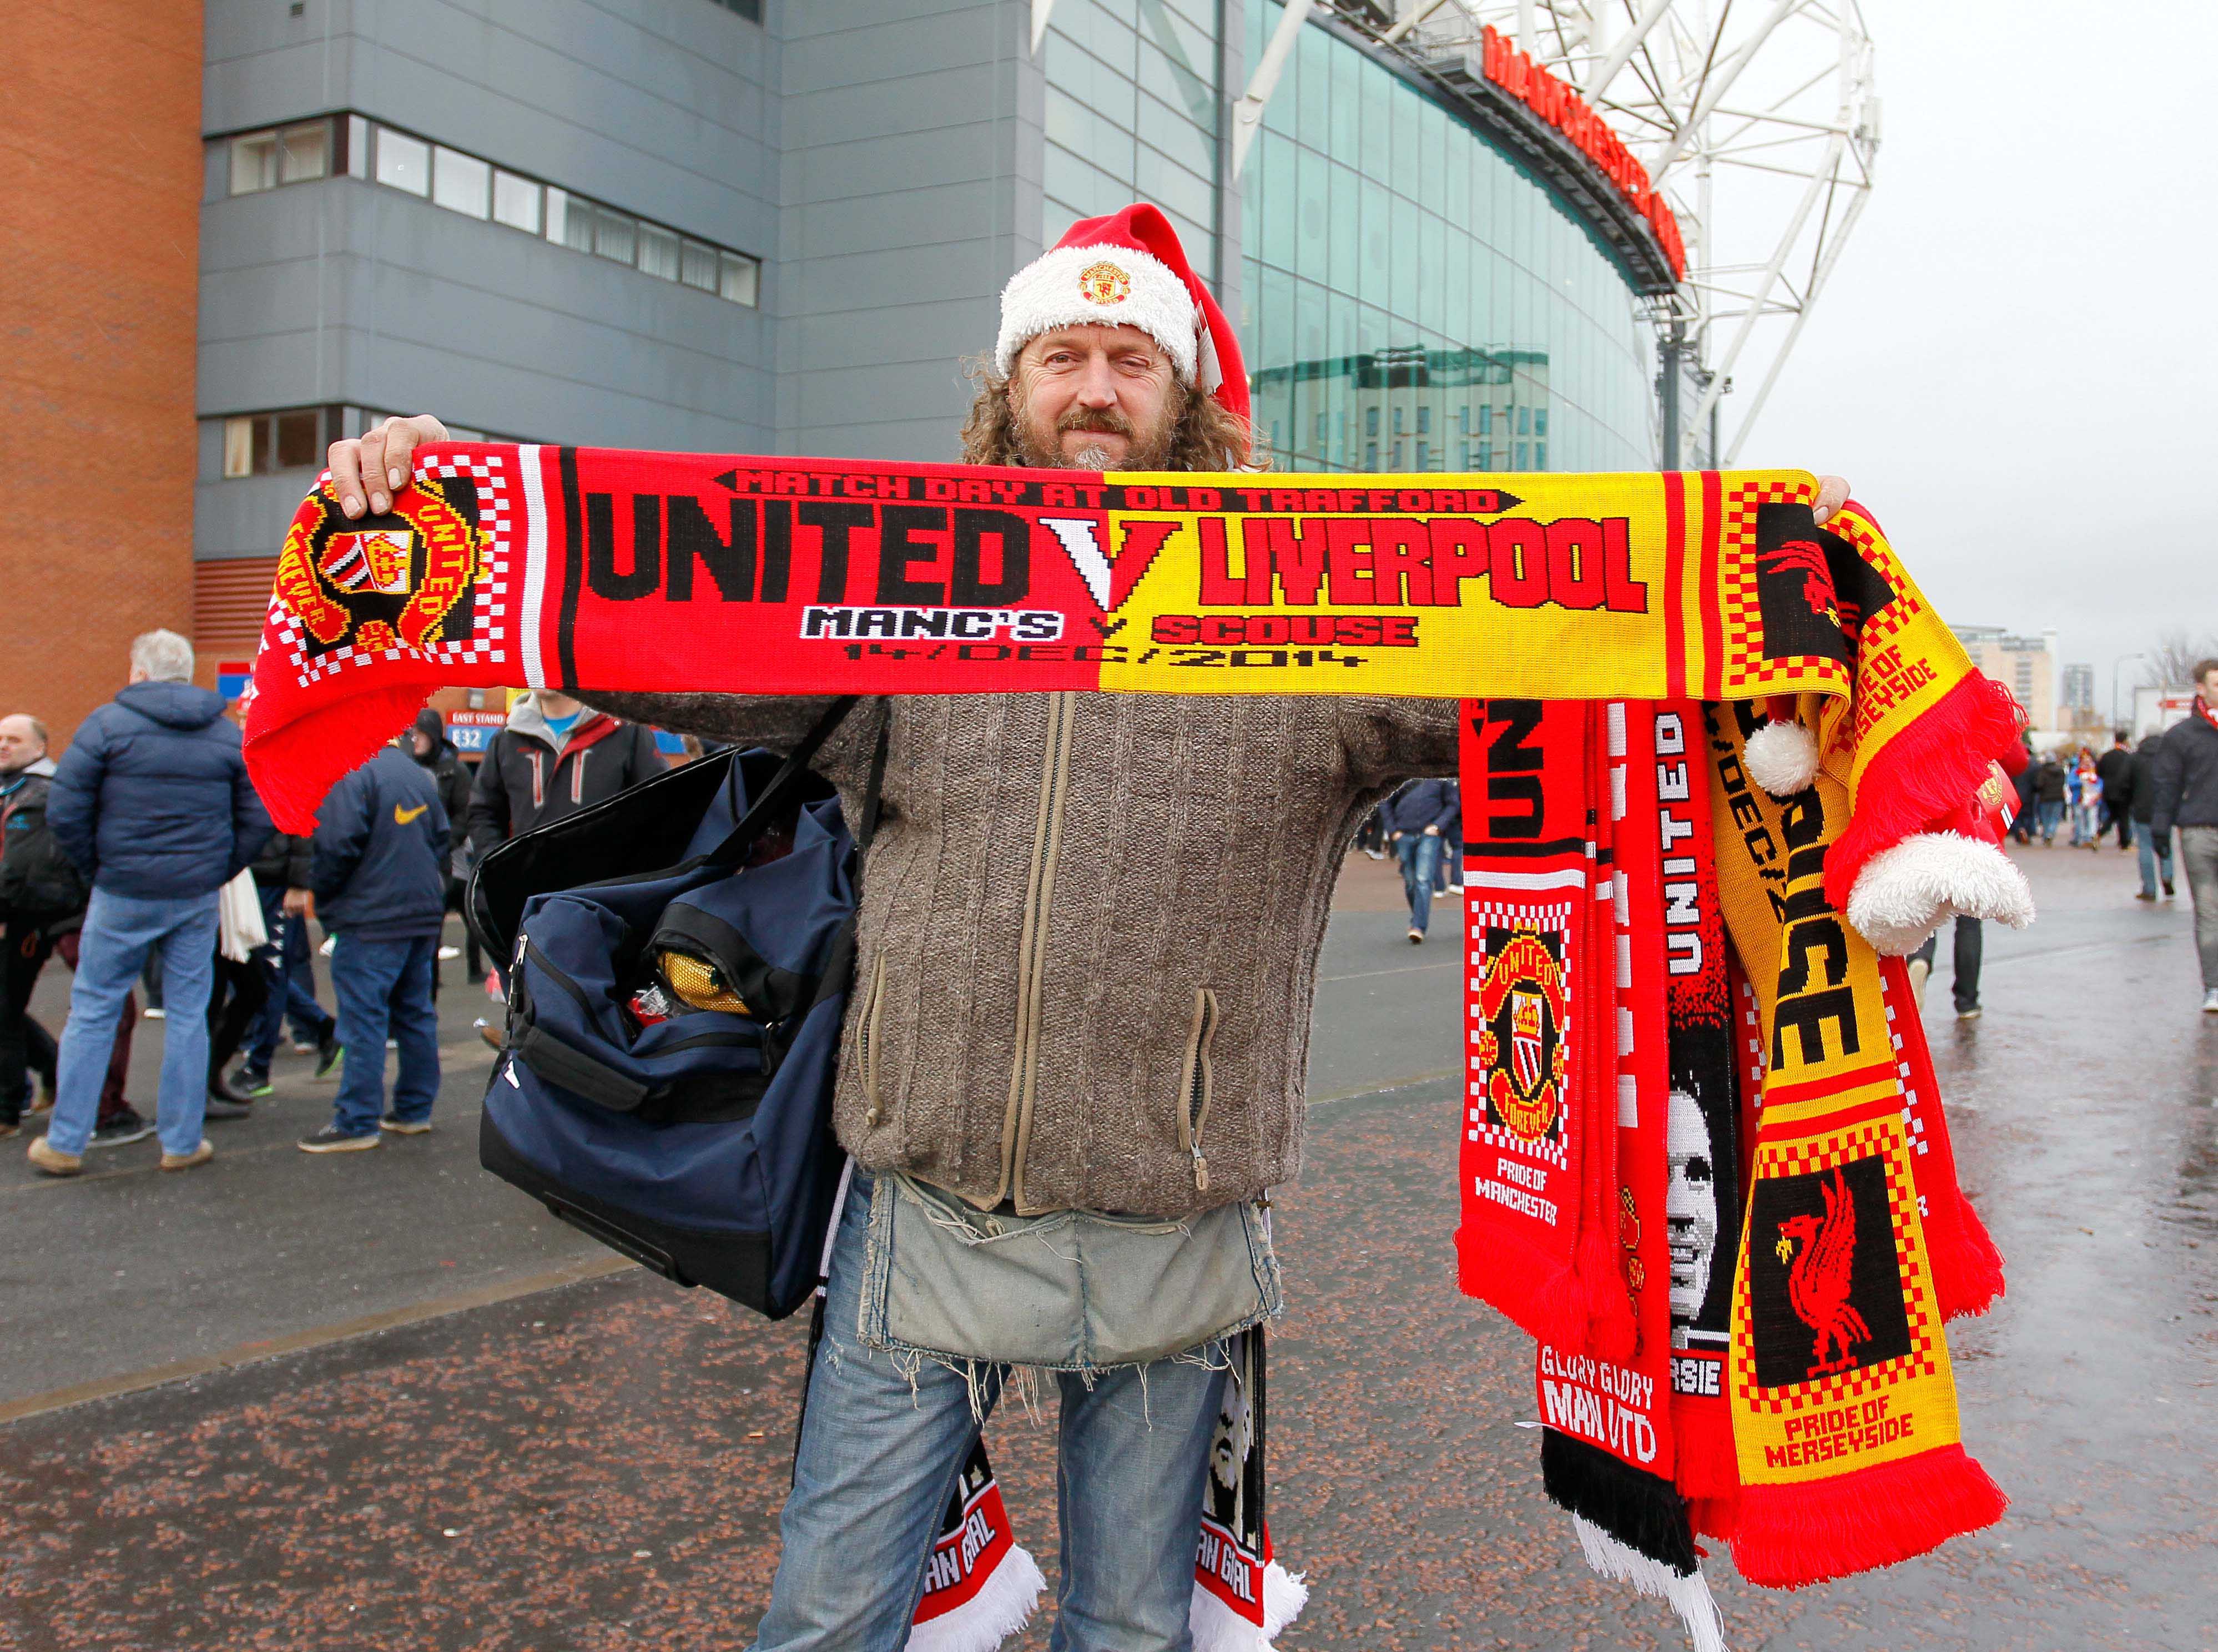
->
[[243, 449, 2022, 1629]]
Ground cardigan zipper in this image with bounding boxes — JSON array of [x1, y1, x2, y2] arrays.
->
[[998, 691, 1077, 1210]]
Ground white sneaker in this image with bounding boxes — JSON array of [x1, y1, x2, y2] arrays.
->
[[2203, 990, 2218, 1015], [437, 945, 461, 960]]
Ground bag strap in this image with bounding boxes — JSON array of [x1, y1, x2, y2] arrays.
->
[[701, 697, 860, 871]]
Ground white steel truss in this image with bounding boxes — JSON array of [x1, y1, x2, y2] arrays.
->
[[1349, 1, 1881, 465]]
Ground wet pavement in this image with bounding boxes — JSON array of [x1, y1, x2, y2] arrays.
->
[[1, 843, 2211, 1650]]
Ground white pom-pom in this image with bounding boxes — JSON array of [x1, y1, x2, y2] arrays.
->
[[1845, 831, 2036, 956], [1743, 719, 1821, 797]]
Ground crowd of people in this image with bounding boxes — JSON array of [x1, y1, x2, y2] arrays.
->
[[1351, 666, 2218, 1026], [3, 632, 671, 1172]]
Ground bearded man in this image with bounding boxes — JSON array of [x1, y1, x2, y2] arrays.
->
[[328, 204, 1847, 1651]]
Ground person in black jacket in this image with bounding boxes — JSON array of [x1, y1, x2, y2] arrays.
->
[[2030, 754, 2068, 845], [0, 715, 80, 1136], [1380, 777, 1461, 943], [2130, 732, 2174, 901], [2150, 660, 2218, 1012], [299, 738, 449, 1152], [410, 708, 480, 983], [2095, 732, 2135, 850], [465, 692, 663, 857], [29, 633, 272, 1177], [233, 828, 338, 1096]]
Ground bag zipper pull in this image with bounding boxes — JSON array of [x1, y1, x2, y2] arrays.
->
[[1191, 1143, 1209, 1193]]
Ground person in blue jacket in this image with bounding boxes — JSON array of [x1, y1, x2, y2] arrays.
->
[[298, 735, 448, 1153], [1380, 777, 1461, 943], [27, 631, 271, 1177]]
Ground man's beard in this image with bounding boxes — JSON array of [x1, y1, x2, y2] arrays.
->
[[1011, 385, 1179, 471]]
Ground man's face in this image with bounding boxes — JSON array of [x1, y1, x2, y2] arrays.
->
[[1011, 324, 1180, 470], [1208, 1385, 1252, 1492], [1666, 1086, 1720, 1323], [0, 716, 44, 773], [2200, 668, 2218, 703], [411, 729, 433, 757]]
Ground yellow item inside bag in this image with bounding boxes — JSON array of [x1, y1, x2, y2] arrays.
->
[[657, 949, 749, 1015]]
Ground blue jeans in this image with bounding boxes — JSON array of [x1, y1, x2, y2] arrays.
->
[[246, 894, 334, 1071], [2036, 799, 2063, 842], [49, 889, 218, 1156], [2139, 825, 2174, 898], [753, 1177, 1229, 1651], [1395, 832, 1443, 932], [329, 933, 440, 1135]]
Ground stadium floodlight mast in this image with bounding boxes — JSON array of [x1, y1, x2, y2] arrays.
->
[[1215, 1, 1880, 469]]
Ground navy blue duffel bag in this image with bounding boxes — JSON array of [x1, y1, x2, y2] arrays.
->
[[471, 699, 881, 1318]]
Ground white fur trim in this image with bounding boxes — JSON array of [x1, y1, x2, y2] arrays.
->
[[1844, 831, 2036, 956], [1572, 1517, 1730, 1652], [1744, 719, 1821, 797], [996, 243, 1199, 382], [1188, 1562, 1309, 1651], [904, 1543, 1047, 1652]]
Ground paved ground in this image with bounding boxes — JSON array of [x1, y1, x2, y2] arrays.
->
[[1, 843, 2211, 1650]]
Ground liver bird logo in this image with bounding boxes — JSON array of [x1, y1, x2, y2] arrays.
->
[[1757, 538, 1841, 628], [1773, 1167, 1871, 1378]]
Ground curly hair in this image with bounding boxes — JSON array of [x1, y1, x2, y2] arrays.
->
[[958, 355, 1256, 474]]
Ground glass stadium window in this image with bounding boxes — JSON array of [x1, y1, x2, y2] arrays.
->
[[280, 123, 327, 183], [492, 169, 541, 234], [638, 223, 682, 281], [229, 132, 279, 195], [433, 147, 490, 218], [221, 407, 330, 479], [375, 127, 430, 195], [719, 253, 760, 305], [680, 239, 720, 291]]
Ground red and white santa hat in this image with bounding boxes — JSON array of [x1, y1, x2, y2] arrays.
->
[[995, 203, 1251, 426]]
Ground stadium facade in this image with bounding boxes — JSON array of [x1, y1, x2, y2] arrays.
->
[[16, 1, 1689, 728]]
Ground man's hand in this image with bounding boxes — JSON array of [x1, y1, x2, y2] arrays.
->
[[1421, 823, 1442, 837], [326, 414, 450, 520], [1813, 474, 1849, 526], [1388, 830, 1404, 843], [283, 888, 315, 918]]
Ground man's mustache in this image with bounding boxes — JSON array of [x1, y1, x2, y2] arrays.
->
[[1057, 407, 1135, 438]]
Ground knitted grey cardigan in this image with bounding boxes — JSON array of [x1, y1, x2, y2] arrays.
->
[[596, 690, 1458, 1217]]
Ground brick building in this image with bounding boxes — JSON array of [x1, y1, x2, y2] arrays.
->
[[1, 4, 204, 745]]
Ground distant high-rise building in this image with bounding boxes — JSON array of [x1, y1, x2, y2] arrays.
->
[[1952, 624, 2060, 731], [2060, 663, 2095, 714]]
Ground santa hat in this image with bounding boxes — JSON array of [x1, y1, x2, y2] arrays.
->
[[995, 203, 1251, 426]]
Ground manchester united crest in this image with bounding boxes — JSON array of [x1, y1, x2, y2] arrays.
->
[[1475, 926, 1569, 1141], [274, 476, 485, 658], [1077, 260, 1132, 305]]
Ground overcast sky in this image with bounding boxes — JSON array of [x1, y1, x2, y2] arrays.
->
[[1740, 0, 2217, 716]]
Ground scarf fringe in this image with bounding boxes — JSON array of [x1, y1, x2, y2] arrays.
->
[[1188, 1562, 1308, 1651], [1541, 1429, 1698, 1575], [904, 1543, 1047, 1652], [252, 684, 433, 834], [1925, 1186, 2007, 1321], [1686, 1494, 1738, 1543], [1572, 1515, 1731, 1652], [1824, 671, 2023, 912], [1728, 1443, 2008, 1589]]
